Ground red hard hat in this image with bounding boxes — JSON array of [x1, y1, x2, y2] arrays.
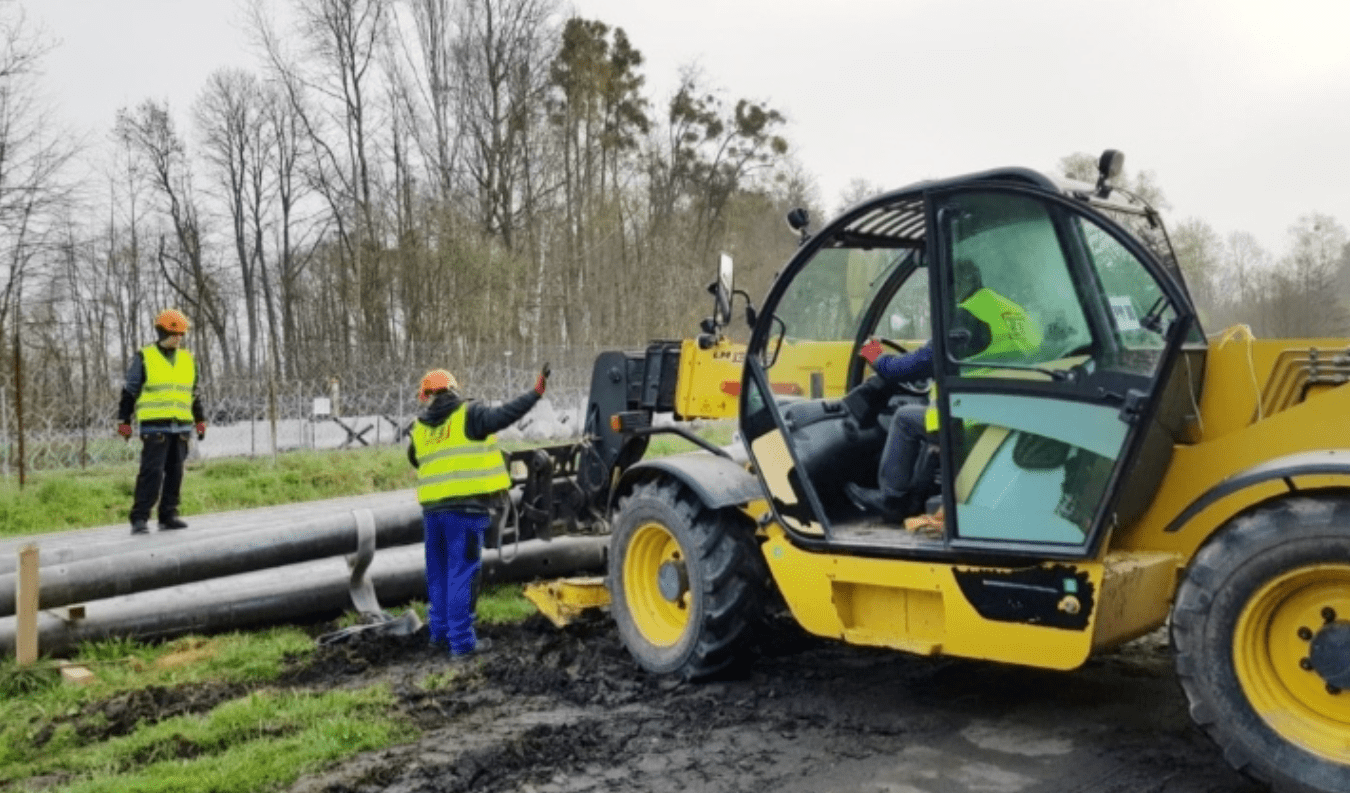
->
[[418, 369, 459, 402]]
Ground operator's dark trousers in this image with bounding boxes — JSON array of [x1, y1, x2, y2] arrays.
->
[[423, 510, 489, 655], [130, 431, 190, 524], [879, 405, 931, 504]]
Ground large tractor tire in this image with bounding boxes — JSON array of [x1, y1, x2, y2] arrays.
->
[[608, 479, 768, 680], [1171, 496, 1350, 793]]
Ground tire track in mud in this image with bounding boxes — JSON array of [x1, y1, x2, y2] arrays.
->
[[280, 616, 1263, 793]]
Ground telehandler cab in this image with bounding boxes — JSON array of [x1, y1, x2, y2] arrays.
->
[[517, 151, 1350, 793]]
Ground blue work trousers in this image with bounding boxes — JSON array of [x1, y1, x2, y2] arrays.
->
[[423, 509, 489, 654], [879, 405, 930, 501]]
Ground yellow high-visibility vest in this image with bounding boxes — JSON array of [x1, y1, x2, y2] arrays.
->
[[925, 289, 1040, 432], [412, 405, 511, 505], [136, 345, 195, 423], [962, 287, 1042, 360]]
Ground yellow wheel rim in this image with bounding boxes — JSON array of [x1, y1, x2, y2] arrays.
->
[[1234, 563, 1350, 761], [623, 521, 691, 647]]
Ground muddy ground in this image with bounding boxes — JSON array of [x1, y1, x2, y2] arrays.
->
[[240, 613, 1257, 793]]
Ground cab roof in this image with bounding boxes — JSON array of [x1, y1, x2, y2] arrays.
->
[[834, 166, 1156, 250]]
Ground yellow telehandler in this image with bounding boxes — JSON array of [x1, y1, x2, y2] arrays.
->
[[518, 151, 1350, 793]]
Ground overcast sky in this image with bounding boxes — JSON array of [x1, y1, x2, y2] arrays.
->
[[29, 0, 1350, 258]]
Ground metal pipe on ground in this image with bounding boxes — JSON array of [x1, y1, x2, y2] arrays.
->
[[0, 507, 426, 617], [0, 496, 422, 576], [0, 536, 608, 656]]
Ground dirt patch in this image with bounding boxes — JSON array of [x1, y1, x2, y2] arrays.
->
[[279, 615, 1264, 793], [30, 681, 249, 747]]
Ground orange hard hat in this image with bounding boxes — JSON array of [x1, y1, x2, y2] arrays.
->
[[154, 309, 190, 334], [418, 369, 459, 402]]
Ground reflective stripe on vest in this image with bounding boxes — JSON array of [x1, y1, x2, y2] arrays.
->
[[136, 345, 195, 423], [412, 406, 511, 504], [924, 289, 1040, 432]]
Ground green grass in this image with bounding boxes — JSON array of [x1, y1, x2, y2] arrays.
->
[[0, 628, 419, 793], [0, 446, 416, 539], [0, 592, 535, 792], [477, 584, 539, 624], [0, 421, 737, 540], [0, 421, 734, 790], [0, 605, 538, 793], [397, 585, 535, 629], [6, 687, 407, 793], [643, 420, 735, 456]]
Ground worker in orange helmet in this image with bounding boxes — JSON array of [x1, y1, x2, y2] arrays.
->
[[408, 362, 549, 658], [116, 309, 207, 535]]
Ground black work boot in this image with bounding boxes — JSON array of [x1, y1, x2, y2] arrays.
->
[[845, 483, 907, 522], [130, 520, 150, 535], [158, 516, 189, 531]]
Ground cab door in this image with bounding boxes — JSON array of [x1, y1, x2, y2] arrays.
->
[[928, 186, 1198, 558]]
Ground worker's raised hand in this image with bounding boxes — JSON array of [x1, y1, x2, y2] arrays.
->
[[116, 423, 133, 441], [859, 338, 884, 366], [535, 363, 551, 396], [195, 422, 206, 441]]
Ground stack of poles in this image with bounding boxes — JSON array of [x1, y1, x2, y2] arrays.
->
[[0, 490, 607, 657]]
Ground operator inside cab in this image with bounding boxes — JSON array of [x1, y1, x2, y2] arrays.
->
[[847, 258, 1041, 522]]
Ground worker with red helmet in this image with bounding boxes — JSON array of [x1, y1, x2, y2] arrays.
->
[[116, 309, 207, 535], [408, 363, 549, 658]]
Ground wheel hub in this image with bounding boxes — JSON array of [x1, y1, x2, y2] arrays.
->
[[1309, 621, 1350, 690], [657, 560, 688, 603]]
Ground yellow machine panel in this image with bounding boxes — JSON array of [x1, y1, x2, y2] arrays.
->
[[1115, 337, 1350, 558], [673, 337, 853, 420], [759, 524, 1101, 670]]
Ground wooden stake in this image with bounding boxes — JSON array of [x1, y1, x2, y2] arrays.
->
[[16, 544, 38, 665]]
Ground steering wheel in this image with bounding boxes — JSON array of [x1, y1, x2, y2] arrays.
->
[[874, 337, 930, 397], [880, 338, 909, 355]]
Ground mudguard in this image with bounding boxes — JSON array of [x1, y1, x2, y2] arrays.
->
[[615, 452, 762, 511], [1165, 448, 1350, 533]]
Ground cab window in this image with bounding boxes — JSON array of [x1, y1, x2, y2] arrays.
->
[[942, 193, 1093, 368], [937, 191, 1155, 549], [872, 265, 930, 344]]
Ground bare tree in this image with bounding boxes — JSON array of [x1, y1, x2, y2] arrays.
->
[[835, 178, 885, 215], [544, 17, 648, 346], [1205, 230, 1271, 331], [650, 71, 788, 258], [253, 0, 393, 359], [398, 0, 460, 202], [0, 7, 77, 353], [260, 80, 321, 377], [637, 69, 789, 339], [114, 100, 231, 376], [195, 68, 272, 376], [449, 0, 559, 250], [1169, 217, 1222, 323], [1279, 212, 1349, 336]]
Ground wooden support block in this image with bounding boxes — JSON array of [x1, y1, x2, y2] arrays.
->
[[16, 544, 38, 666], [60, 665, 95, 687]]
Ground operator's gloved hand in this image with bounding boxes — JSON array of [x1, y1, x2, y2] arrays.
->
[[859, 338, 884, 367], [116, 423, 133, 440], [535, 363, 551, 396], [195, 422, 206, 441]]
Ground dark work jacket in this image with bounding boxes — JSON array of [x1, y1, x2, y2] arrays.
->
[[406, 388, 540, 514]]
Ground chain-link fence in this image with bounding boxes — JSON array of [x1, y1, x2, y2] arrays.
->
[[0, 343, 610, 479]]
